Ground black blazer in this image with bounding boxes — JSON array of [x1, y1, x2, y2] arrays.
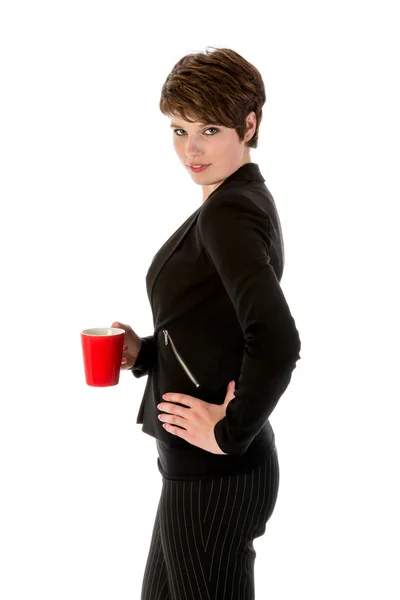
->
[[130, 162, 301, 456]]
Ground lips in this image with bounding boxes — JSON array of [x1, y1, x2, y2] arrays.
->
[[188, 164, 210, 173]]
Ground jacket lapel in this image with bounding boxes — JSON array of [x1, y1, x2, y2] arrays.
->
[[146, 206, 202, 301]]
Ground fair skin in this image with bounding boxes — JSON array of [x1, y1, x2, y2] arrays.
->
[[170, 111, 257, 203]]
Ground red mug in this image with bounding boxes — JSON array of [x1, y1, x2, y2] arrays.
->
[[81, 327, 125, 387]]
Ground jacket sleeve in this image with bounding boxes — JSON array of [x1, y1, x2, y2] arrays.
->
[[198, 193, 301, 456], [129, 335, 156, 378]]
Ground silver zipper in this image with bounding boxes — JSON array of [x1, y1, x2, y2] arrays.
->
[[163, 329, 200, 388]]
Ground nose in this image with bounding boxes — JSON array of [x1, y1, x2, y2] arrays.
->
[[184, 134, 203, 156]]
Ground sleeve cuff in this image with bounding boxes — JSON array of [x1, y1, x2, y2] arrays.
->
[[129, 335, 155, 378]]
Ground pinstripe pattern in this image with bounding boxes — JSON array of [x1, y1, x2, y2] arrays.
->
[[141, 446, 279, 600]]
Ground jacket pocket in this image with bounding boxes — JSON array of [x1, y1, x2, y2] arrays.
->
[[162, 329, 200, 388]]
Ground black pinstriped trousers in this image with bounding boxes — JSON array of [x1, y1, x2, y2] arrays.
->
[[140, 445, 279, 600]]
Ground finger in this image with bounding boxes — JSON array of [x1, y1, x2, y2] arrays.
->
[[164, 394, 194, 408], [224, 380, 236, 402]]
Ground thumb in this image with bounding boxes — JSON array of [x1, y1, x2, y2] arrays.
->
[[224, 380, 236, 403]]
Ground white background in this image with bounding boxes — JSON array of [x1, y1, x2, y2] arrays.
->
[[1, 1, 399, 598]]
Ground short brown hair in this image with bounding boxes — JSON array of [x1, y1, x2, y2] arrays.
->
[[159, 46, 266, 149]]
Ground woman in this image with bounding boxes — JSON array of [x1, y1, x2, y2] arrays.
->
[[113, 46, 301, 599]]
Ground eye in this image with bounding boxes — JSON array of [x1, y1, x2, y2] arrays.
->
[[173, 127, 219, 136], [205, 127, 219, 135]]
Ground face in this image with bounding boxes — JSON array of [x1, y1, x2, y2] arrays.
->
[[170, 112, 256, 203]]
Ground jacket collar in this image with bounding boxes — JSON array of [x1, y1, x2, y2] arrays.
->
[[206, 162, 265, 202], [223, 161, 265, 182]]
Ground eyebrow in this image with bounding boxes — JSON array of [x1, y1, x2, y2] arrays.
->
[[169, 122, 214, 128]]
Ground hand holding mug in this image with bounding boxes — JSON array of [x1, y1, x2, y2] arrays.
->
[[110, 321, 143, 370]]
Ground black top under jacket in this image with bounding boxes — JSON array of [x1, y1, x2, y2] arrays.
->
[[130, 162, 301, 480]]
